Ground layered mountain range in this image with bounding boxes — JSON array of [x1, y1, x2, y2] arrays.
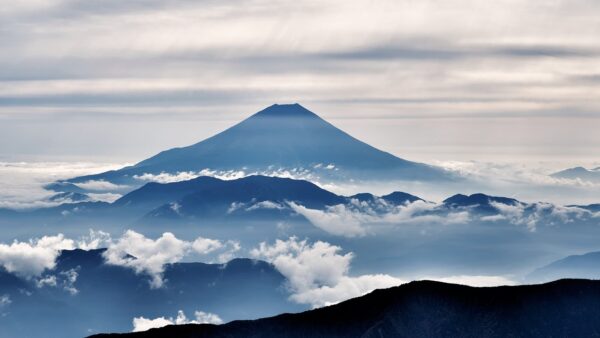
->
[[4, 175, 598, 234]]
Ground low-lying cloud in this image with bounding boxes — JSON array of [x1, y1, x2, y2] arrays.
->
[[0, 234, 75, 278], [250, 237, 404, 307], [74, 179, 128, 192], [289, 193, 597, 237], [486, 201, 596, 232], [250, 237, 518, 307], [103, 230, 240, 288], [132, 310, 223, 332], [103, 231, 189, 288], [289, 199, 470, 237], [0, 161, 125, 209], [0, 229, 239, 289], [133, 167, 324, 184]]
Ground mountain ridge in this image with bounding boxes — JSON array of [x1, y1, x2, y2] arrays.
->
[[90, 279, 600, 338]]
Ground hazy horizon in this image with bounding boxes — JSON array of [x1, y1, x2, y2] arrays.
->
[[1, 0, 599, 165]]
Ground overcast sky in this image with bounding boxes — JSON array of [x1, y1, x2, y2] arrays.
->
[[1, 0, 599, 166]]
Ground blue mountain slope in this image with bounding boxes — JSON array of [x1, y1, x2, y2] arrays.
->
[[348, 192, 424, 205], [527, 251, 600, 282], [63, 104, 453, 188], [112, 176, 224, 211], [142, 175, 347, 220], [443, 193, 520, 214], [381, 191, 424, 204], [49, 191, 90, 203]]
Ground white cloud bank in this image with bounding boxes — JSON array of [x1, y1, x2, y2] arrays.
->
[[133, 167, 325, 185], [103, 230, 240, 288], [0, 161, 125, 209], [0, 234, 75, 278], [289, 199, 470, 238], [0, 230, 239, 289], [132, 310, 223, 332], [250, 237, 404, 307], [0, 230, 519, 308], [74, 180, 128, 192], [289, 203, 367, 237], [290, 192, 598, 237], [250, 237, 517, 307], [103, 231, 190, 288]]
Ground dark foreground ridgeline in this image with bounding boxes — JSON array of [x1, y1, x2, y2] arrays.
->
[[90, 279, 600, 338]]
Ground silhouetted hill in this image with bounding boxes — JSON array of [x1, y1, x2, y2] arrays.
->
[[92, 279, 600, 338]]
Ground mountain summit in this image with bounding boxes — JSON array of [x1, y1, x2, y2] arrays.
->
[[64, 104, 453, 187]]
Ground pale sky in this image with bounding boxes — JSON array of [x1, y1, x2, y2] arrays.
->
[[1, 0, 599, 166]]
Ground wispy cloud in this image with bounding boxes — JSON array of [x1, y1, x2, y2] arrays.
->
[[0, 234, 75, 278]]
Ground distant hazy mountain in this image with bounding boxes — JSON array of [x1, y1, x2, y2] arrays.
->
[[48, 191, 90, 203], [551, 166, 600, 183], [349, 191, 424, 205], [45, 181, 88, 193], [577, 204, 600, 213], [0, 249, 300, 338], [527, 251, 600, 282], [91, 279, 600, 338], [61, 103, 454, 190], [443, 193, 521, 214]]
